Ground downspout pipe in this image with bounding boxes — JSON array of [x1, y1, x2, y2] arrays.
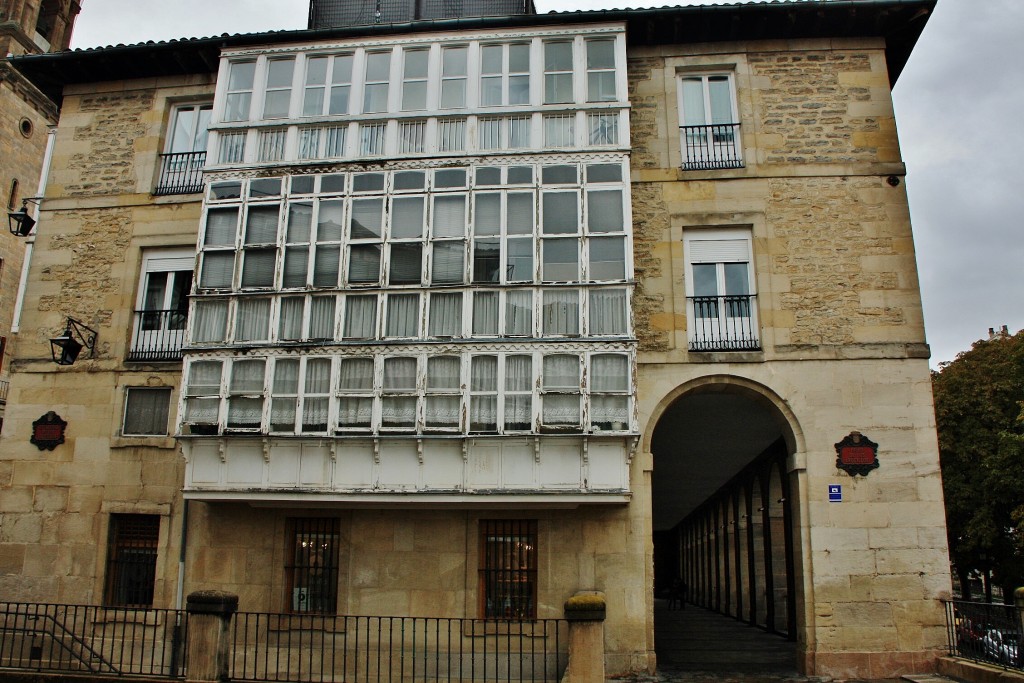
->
[[13, 123, 57, 333]]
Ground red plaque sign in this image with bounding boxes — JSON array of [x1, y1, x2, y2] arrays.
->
[[834, 432, 879, 476], [30, 411, 67, 451]]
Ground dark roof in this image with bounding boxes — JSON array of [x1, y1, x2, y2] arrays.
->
[[10, 0, 935, 105]]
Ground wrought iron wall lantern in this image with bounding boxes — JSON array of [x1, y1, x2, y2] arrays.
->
[[8, 197, 41, 237], [50, 317, 97, 366]]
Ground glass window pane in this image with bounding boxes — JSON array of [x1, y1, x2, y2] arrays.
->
[[542, 193, 578, 234], [429, 292, 463, 336], [241, 249, 276, 287], [338, 358, 373, 390], [386, 293, 420, 337], [587, 190, 623, 233], [205, 208, 238, 246], [309, 296, 336, 339], [473, 194, 501, 236], [586, 40, 615, 69], [506, 193, 534, 235], [471, 355, 498, 391], [351, 199, 383, 239], [506, 237, 533, 282], [473, 239, 500, 284], [543, 354, 579, 389], [724, 262, 750, 295], [472, 291, 498, 335], [431, 242, 465, 283], [384, 357, 417, 390], [433, 195, 466, 236], [391, 196, 424, 238], [245, 206, 279, 244], [313, 244, 340, 286], [317, 200, 344, 241], [592, 354, 628, 391], [589, 289, 627, 335], [505, 290, 533, 335], [589, 237, 626, 280], [542, 289, 579, 335], [542, 239, 579, 281], [692, 263, 718, 297], [389, 243, 423, 284], [347, 244, 381, 283], [200, 252, 234, 289], [542, 394, 579, 425], [427, 356, 461, 389]]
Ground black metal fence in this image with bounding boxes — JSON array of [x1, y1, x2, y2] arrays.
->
[[944, 599, 1022, 669], [154, 151, 206, 195], [128, 309, 187, 361], [680, 123, 743, 170], [0, 602, 186, 677], [231, 613, 569, 683], [687, 294, 760, 352]]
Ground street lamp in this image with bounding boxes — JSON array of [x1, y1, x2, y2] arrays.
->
[[50, 317, 97, 366], [8, 197, 41, 237]]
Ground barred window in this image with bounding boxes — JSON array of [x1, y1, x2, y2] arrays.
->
[[479, 520, 537, 620], [105, 514, 159, 607], [287, 518, 340, 614]]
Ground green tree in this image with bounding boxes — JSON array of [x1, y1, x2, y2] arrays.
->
[[932, 329, 1024, 602]]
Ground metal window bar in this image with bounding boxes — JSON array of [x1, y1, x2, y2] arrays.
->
[[0, 378, 8, 403], [0, 602, 187, 678], [105, 515, 160, 608], [944, 599, 1023, 669], [231, 612, 567, 683], [286, 519, 341, 615], [128, 309, 188, 361], [480, 520, 537, 620], [687, 294, 760, 352], [680, 123, 743, 170], [154, 151, 206, 195]]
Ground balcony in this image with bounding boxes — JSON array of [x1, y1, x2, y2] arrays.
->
[[680, 123, 743, 170], [687, 294, 760, 352], [128, 309, 187, 361], [154, 151, 206, 195], [180, 435, 632, 505]]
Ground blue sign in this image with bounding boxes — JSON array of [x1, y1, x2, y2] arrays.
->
[[828, 484, 842, 503]]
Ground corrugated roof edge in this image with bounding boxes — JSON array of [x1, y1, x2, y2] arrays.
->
[[9, 0, 936, 105]]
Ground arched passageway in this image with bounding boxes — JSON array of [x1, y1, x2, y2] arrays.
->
[[650, 384, 801, 672]]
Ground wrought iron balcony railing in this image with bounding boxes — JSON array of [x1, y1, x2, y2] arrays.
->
[[680, 123, 743, 170], [154, 151, 206, 195], [687, 294, 761, 352], [128, 309, 187, 361]]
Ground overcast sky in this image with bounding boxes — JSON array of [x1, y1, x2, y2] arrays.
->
[[69, 0, 1022, 367]]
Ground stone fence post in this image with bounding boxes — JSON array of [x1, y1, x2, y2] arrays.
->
[[563, 591, 606, 683], [185, 590, 238, 682]]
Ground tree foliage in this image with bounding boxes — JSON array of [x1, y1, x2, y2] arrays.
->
[[932, 330, 1024, 600]]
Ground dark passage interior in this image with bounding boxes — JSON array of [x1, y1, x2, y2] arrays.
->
[[651, 389, 798, 673]]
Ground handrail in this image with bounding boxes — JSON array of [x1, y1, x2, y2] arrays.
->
[[0, 606, 119, 674]]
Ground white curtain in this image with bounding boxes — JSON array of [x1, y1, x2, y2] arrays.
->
[[429, 292, 462, 337], [192, 300, 228, 342], [503, 355, 533, 430], [542, 289, 579, 335], [437, 118, 465, 152], [589, 289, 627, 335], [470, 356, 498, 431], [279, 297, 304, 340], [384, 357, 417, 390], [270, 359, 299, 431], [508, 116, 531, 149], [337, 397, 372, 428], [235, 298, 271, 341], [386, 294, 420, 337], [472, 292, 498, 335], [302, 359, 331, 430], [592, 354, 628, 391], [478, 118, 502, 150], [381, 397, 416, 428], [505, 290, 533, 336], [344, 295, 377, 339], [228, 360, 265, 428], [188, 360, 223, 395], [323, 125, 346, 157], [542, 395, 579, 425], [543, 354, 579, 389], [591, 396, 629, 427], [543, 114, 575, 147], [338, 358, 374, 391], [425, 396, 459, 428], [427, 356, 460, 389], [309, 296, 336, 339]]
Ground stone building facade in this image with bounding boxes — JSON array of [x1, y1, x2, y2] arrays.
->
[[0, 1, 949, 679], [0, 0, 80, 426]]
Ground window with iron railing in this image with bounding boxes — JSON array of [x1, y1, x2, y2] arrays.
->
[[286, 518, 340, 614], [678, 74, 743, 170], [155, 103, 211, 195], [684, 230, 760, 352], [479, 520, 537, 620], [105, 514, 159, 607], [130, 250, 193, 361]]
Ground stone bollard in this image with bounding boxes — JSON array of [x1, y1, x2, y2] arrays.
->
[[562, 591, 606, 683], [185, 590, 239, 682]]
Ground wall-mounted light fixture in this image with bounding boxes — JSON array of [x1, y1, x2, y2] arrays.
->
[[8, 197, 41, 237], [50, 317, 97, 366]]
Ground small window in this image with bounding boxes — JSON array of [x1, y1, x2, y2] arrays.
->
[[287, 518, 340, 614], [123, 387, 172, 436], [105, 514, 160, 607], [479, 520, 537, 620]]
